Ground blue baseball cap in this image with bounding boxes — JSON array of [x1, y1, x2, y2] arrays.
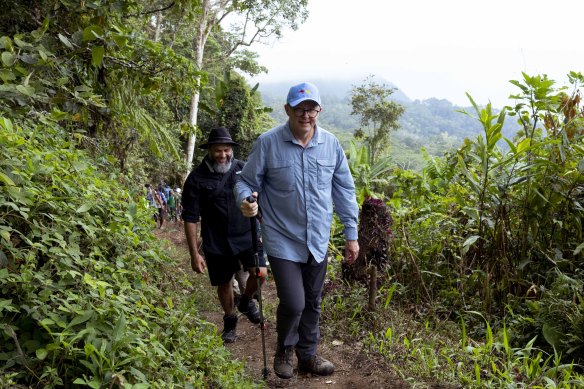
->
[[286, 82, 321, 107]]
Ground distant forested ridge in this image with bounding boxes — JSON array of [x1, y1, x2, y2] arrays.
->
[[254, 78, 518, 169]]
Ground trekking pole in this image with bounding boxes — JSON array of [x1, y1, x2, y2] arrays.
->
[[247, 195, 269, 379]]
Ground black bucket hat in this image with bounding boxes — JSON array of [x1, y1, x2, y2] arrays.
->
[[198, 126, 239, 149]]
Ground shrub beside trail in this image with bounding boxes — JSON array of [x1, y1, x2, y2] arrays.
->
[[0, 116, 257, 388]]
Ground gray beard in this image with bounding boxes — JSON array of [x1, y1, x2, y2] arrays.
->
[[213, 160, 232, 173]]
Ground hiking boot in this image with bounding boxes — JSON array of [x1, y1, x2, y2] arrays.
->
[[237, 295, 260, 324], [298, 354, 334, 376], [233, 293, 241, 308], [221, 314, 237, 343], [273, 346, 295, 379]]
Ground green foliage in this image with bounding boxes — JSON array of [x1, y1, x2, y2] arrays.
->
[[197, 71, 272, 161], [350, 75, 405, 164], [346, 141, 393, 203], [320, 267, 584, 388], [0, 0, 203, 181], [381, 72, 584, 365], [0, 116, 256, 387], [326, 72, 584, 377]]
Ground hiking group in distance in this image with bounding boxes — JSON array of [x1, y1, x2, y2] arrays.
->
[[145, 181, 182, 229]]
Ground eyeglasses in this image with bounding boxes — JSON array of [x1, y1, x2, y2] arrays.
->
[[292, 108, 321, 118]]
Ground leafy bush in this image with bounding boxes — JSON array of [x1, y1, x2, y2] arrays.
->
[[0, 116, 256, 387]]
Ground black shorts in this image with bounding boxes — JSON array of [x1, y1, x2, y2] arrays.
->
[[204, 248, 267, 286]]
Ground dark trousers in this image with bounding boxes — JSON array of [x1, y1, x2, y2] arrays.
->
[[268, 254, 327, 360]]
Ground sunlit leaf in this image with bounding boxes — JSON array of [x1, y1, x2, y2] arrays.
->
[[58, 33, 73, 49], [91, 46, 104, 67], [1, 51, 16, 66]]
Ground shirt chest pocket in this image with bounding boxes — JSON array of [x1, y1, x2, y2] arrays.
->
[[317, 159, 336, 189], [201, 182, 220, 199], [267, 159, 295, 191]]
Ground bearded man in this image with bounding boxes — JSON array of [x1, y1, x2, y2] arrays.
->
[[181, 126, 268, 343]]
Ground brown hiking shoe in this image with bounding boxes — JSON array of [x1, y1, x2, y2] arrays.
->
[[298, 354, 334, 376], [273, 346, 295, 379]]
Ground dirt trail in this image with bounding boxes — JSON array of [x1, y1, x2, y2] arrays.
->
[[156, 223, 410, 388]]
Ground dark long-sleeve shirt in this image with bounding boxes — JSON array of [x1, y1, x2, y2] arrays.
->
[[182, 157, 252, 255]]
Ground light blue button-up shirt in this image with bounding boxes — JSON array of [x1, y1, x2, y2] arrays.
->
[[234, 122, 359, 263]]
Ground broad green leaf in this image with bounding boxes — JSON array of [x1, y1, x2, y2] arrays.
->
[[40, 318, 55, 327], [112, 313, 126, 343], [16, 85, 35, 96], [542, 323, 562, 349], [0, 36, 12, 50], [36, 348, 48, 360], [574, 242, 584, 255], [0, 299, 13, 312], [462, 235, 480, 255], [58, 33, 73, 49], [14, 37, 32, 48], [76, 204, 92, 213], [82, 26, 104, 42], [0, 172, 15, 186], [50, 109, 69, 121], [91, 46, 104, 67], [131, 383, 150, 389], [1, 52, 16, 66], [111, 34, 127, 48], [516, 138, 531, 155], [31, 18, 49, 40], [578, 158, 584, 174], [68, 310, 94, 328], [0, 117, 13, 131], [0, 229, 9, 242]]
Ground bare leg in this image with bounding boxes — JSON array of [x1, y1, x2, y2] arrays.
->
[[217, 278, 234, 315]]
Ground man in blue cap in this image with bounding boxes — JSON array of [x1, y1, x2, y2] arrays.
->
[[235, 82, 360, 378]]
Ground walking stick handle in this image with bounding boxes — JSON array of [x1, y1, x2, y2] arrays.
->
[[246, 196, 258, 253]]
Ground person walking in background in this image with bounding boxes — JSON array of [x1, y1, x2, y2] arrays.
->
[[174, 187, 183, 220], [182, 126, 268, 343], [167, 188, 177, 222], [235, 82, 360, 379], [163, 182, 171, 202], [146, 183, 165, 228], [154, 187, 166, 228], [145, 183, 159, 226]]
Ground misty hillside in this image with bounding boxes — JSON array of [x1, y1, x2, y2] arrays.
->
[[253, 77, 518, 169]]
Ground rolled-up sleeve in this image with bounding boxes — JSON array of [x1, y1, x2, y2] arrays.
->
[[235, 140, 264, 205], [181, 172, 201, 223]]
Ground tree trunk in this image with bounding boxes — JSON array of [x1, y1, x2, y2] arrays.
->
[[154, 11, 163, 42], [186, 0, 211, 174]]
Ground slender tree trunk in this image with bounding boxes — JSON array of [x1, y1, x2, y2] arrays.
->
[[186, 0, 211, 174], [154, 11, 163, 42]]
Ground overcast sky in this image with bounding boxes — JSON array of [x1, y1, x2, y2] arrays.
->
[[247, 0, 583, 107]]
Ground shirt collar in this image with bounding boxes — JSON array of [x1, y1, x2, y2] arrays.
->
[[204, 155, 216, 173], [284, 121, 323, 147]]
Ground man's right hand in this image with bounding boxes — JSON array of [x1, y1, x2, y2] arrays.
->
[[240, 192, 259, 217], [190, 252, 206, 273]]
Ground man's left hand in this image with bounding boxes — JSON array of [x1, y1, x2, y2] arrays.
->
[[345, 240, 359, 264]]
